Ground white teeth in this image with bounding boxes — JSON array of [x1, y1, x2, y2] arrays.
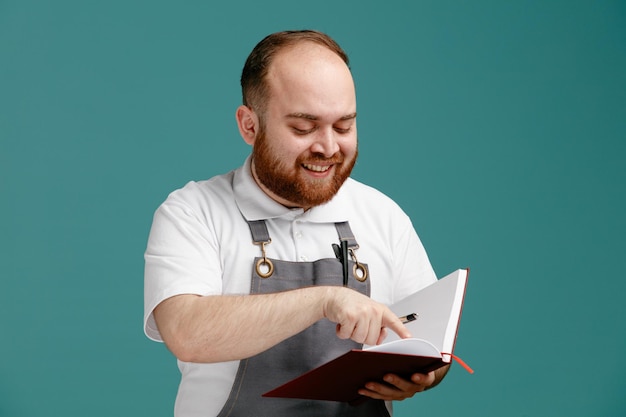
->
[[303, 164, 331, 172]]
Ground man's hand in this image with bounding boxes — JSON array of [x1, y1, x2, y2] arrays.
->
[[322, 287, 411, 346], [357, 372, 434, 400], [358, 365, 450, 401]]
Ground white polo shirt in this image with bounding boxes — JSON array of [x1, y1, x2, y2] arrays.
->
[[144, 156, 436, 417]]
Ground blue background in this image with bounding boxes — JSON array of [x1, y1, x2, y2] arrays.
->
[[1, 1, 625, 416]]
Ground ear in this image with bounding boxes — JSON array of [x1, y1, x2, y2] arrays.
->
[[236, 105, 260, 145]]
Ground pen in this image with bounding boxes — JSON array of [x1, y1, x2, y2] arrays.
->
[[332, 242, 350, 287], [399, 313, 418, 324], [340, 240, 349, 287]]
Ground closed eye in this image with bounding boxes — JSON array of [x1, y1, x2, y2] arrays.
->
[[292, 126, 317, 135], [334, 126, 352, 134], [333, 120, 354, 134]]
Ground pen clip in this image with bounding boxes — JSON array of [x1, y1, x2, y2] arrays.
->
[[340, 240, 349, 287], [332, 241, 350, 287], [332, 243, 342, 260]]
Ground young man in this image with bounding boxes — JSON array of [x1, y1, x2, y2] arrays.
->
[[144, 30, 447, 416]]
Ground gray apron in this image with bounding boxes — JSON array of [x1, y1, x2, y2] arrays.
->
[[216, 220, 390, 417]]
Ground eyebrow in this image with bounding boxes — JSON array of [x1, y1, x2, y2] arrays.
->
[[286, 112, 357, 121]]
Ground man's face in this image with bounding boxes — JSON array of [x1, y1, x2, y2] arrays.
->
[[250, 43, 358, 209]]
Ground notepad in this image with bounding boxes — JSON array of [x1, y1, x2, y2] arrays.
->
[[263, 269, 470, 404]]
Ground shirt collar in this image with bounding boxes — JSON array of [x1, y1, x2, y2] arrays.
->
[[233, 155, 352, 223]]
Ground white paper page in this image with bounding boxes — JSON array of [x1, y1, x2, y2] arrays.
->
[[379, 269, 467, 355], [365, 338, 441, 358]]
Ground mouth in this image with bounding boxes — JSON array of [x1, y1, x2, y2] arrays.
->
[[302, 163, 333, 173]]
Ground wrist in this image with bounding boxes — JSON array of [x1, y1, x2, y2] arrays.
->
[[310, 285, 338, 321]]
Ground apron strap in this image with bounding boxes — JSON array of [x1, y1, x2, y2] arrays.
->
[[247, 220, 360, 249], [335, 221, 359, 249], [247, 219, 271, 243]]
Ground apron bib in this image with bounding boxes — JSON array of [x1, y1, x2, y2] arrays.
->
[[216, 220, 390, 417]]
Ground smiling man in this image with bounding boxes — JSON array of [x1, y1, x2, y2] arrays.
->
[[144, 30, 446, 417], [240, 38, 358, 210]]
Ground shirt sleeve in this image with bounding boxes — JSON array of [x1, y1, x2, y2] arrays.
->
[[143, 192, 222, 342]]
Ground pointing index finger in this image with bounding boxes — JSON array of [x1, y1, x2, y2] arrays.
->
[[381, 312, 412, 342]]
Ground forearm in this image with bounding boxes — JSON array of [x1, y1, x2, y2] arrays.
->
[[154, 286, 332, 363]]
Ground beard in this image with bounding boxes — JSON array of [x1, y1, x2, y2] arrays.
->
[[252, 129, 357, 208]]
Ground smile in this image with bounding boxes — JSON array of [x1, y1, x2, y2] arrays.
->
[[302, 163, 332, 173]]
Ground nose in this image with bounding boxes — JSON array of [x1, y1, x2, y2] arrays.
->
[[310, 127, 340, 157]]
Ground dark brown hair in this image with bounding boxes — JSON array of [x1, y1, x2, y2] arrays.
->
[[240, 30, 350, 116]]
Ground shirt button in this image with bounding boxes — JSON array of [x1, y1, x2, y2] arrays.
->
[[295, 231, 303, 239], [300, 255, 308, 261]]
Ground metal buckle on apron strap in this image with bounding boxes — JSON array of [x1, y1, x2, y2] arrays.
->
[[348, 247, 368, 282], [255, 239, 274, 278], [248, 219, 367, 282]]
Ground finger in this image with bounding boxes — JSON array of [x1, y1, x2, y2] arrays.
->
[[358, 383, 403, 401], [357, 385, 394, 401], [358, 376, 416, 401], [350, 321, 370, 344], [336, 322, 356, 340], [412, 371, 436, 387], [357, 386, 387, 400], [382, 311, 412, 339], [376, 327, 388, 345], [385, 374, 424, 393], [362, 315, 384, 345]]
